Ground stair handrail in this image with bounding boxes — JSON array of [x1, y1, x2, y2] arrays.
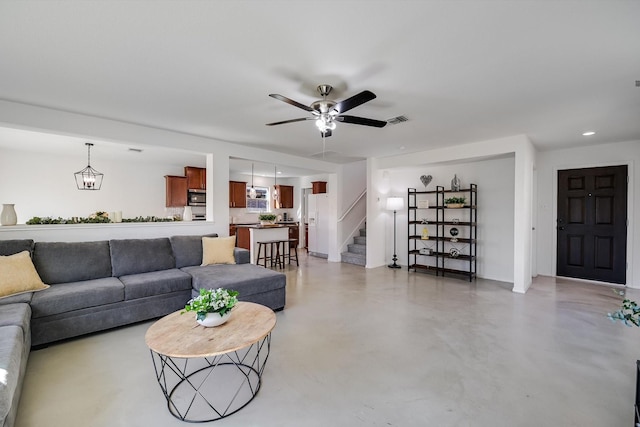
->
[[338, 190, 366, 222]]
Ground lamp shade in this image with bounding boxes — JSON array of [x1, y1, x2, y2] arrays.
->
[[386, 197, 404, 211]]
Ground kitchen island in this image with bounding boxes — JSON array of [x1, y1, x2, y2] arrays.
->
[[235, 224, 293, 264]]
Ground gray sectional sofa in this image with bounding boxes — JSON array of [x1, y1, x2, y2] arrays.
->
[[0, 234, 286, 427]]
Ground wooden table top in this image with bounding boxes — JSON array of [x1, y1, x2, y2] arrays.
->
[[145, 302, 276, 358]]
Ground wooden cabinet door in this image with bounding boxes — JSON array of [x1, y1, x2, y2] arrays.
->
[[274, 185, 294, 209], [185, 167, 206, 190], [229, 181, 247, 208], [165, 175, 187, 207]]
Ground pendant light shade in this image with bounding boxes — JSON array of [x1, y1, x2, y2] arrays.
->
[[74, 143, 103, 190], [273, 165, 278, 199], [249, 163, 257, 199]]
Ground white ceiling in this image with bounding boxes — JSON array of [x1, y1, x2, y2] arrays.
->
[[0, 1, 639, 170]]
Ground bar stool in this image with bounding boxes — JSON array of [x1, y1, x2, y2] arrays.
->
[[256, 240, 284, 268], [283, 239, 299, 266]]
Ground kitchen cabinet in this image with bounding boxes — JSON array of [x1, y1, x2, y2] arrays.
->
[[165, 175, 187, 207], [274, 185, 294, 209], [185, 166, 206, 190], [229, 181, 247, 208], [311, 181, 327, 194]]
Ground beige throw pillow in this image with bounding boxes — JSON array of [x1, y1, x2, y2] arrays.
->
[[0, 250, 49, 299], [201, 236, 236, 266]]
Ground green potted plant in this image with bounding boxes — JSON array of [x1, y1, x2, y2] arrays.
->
[[444, 196, 466, 208], [258, 213, 277, 225], [182, 288, 239, 327]]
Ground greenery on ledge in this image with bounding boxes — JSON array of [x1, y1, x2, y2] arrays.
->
[[26, 212, 179, 225]]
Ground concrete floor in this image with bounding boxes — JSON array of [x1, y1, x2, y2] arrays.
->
[[15, 255, 640, 427]]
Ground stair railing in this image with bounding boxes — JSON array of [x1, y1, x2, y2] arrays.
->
[[338, 190, 367, 255]]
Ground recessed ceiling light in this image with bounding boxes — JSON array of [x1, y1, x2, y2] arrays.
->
[[582, 131, 596, 136]]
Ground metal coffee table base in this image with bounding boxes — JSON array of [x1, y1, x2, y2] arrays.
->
[[150, 334, 271, 423]]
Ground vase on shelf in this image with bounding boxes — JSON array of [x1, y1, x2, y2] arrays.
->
[[196, 311, 232, 328], [1, 204, 17, 226]]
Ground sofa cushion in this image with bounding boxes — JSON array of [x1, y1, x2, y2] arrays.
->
[[119, 269, 192, 300], [183, 264, 286, 296], [170, 234, 218, 268], [0, 325, 25, 423], [33, 241, 112, 285], [110, 238, 175, 276], [0, 292, 33, 306], [0, 303, 31, 332], [0, 239, 34, 256], [201, 236, 236, 265], [30, 277, 124, 318], [0, 251, 49, 299]]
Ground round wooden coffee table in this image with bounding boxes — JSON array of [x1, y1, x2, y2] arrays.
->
[[145, 302, 276, 422]]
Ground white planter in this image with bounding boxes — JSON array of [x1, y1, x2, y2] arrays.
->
[[1, 204, 17, 226], [196, 311, 231, 328]]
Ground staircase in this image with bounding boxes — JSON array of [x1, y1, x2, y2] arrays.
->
[[341, 228, 366, 266]]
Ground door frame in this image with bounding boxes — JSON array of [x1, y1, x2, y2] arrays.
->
[[551, 160, 634, 286]]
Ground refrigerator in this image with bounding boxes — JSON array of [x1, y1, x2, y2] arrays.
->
[[307, 193, 329, 257]]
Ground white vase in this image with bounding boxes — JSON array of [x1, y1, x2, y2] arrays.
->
[[1, 204, 17, 226], [183, 206, 193, 222], [196, 311, 231, 327]]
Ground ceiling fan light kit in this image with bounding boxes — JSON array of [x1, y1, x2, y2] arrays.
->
[[266, 84, 387, 137]]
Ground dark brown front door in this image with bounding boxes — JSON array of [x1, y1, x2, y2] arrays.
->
[[557, 165, 628, 284]]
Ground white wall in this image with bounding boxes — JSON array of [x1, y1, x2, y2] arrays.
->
[[386, 156, 515, 282], [0, 146, 198, 223], [536, 140, 639, 288]]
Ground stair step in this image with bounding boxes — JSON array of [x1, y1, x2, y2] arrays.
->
[[359, 228, 366, 237], [347, 243, 366, 255], [353, 236, 366, 245], [341, 252, 366, 266]]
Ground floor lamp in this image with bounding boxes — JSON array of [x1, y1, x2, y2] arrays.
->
[[386, 196, 404, 269]]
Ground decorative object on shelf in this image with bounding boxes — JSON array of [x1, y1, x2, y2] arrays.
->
[[444, 197, 466, 208], [421, 218, 428, 224], [183, 206, 193, 222], [417, 199, 429, 209], [452, 218, 460, 224], [419, 247, 433, 256], [420, 174, 433, 188], [386, 196, 404, 269], [182, 287, 239, 327], [451, 174, 461, 191], [1, 204, 17, 226], [421, 227, 429, 240], [74, 142, 104, 190], [258, 213, 277, 225], [449, 247, 460, 258], [450, 227, 459, 243], [249, 163, 257, 199]]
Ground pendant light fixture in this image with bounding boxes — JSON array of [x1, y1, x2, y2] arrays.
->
[[273, 165, 278, 200], [249, 163, 257, 199], [74, 142, 104, 190]]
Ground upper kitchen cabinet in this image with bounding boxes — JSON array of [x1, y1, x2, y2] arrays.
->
[[229, 181, 247, 208], [165, 175, 187, 207], [185, 166, 206, 190], [274, 185, 294, 209]]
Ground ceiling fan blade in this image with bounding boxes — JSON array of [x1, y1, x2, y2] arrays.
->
[[331, 90, 376, 114], [269, 94, 313, 112], [337, 115, 387, 128], [265, 117, 311, 126]]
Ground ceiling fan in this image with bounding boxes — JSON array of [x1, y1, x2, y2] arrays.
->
[[266, 84, 387, 137]]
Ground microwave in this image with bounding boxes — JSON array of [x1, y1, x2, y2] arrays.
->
[[188, 190, 206, 206]]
